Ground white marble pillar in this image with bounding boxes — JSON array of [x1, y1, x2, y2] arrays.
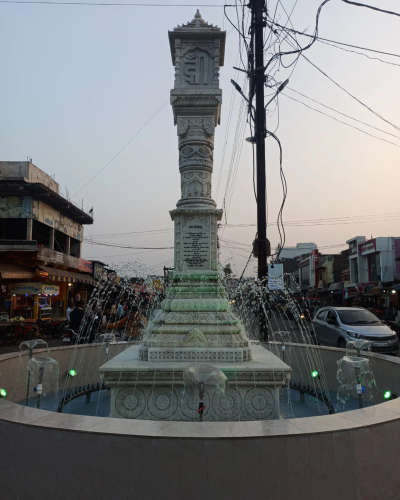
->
[[169, 10, 225, 274]]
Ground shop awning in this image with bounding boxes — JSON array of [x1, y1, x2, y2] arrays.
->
[[38, 266, 95, 285], [0, 263, 35, 280]]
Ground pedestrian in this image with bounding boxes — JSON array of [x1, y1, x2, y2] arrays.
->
[[117, 302, 125, 319], [384, 304, 396, 321], [70, 301, 84, 333], [66, 301, 74, 322]]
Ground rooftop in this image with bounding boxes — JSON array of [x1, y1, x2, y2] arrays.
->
[[0, 161, 93, 225]]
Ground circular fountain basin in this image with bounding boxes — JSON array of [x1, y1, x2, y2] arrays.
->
[[1, 343, 400, 499]]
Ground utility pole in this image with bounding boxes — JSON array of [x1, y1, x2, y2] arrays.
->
[[250, 0, 268, 281], [248, 0, 269, 343]]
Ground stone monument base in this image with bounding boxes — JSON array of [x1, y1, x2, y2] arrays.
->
[[100, 343, 291, 421]]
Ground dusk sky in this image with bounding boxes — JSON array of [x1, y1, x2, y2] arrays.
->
[[1, 0, 399, 276]]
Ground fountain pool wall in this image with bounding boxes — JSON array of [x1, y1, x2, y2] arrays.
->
[[1, 343, 400, 500]]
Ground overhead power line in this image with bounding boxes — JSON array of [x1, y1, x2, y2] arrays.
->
[[269, 21, 400, 59], [282, 93, 400, 148], [85, 239, 173, 250], [86, 211, 400, 241], [0, 0, 225, 5], [316, 38, 400, 68], [222, 211, 400, 228], [298, 51, 400, 132], [73, 102, 167, 196], [286, 87, 400, 140], [87, 227, 172, 238], [341, 0, 400, 18]]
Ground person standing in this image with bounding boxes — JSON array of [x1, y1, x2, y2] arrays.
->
[[66, 301, 74, 322], [69, 301, 84, 333]]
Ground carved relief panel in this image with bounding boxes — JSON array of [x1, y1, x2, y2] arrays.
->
[[174, 41, 220, 89], [177, 116, 215, 176], [177, 116, 215, 139], [179, 144, 213, 170], [181, 171, 212, 199], [182, 48, 212, 85]]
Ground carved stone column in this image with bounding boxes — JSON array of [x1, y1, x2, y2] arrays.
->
[[169, 11, 225, 273]]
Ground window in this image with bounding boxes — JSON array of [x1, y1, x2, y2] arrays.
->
[[0, 218, 27, 240], [70, 237, 81, 258], [32, 220, 51, 247], [54, 229, 67, 253], [368, 253, 380, 282], [337, 309, 380, 325], [316, 310, 326, 321], [350, 259, 358, 283], [326, 310, 337, 323]]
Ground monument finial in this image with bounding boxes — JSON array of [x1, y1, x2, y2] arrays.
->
[[192, 9, 205, 27]]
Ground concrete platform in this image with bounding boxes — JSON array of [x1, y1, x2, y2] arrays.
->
[[100, 343, 291, 420]]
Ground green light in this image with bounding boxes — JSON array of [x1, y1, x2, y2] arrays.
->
[[311, 370, 319, 379], [0, 388, 7, 398], [68, 369, 77, 377], [384, 390, 392, 400]]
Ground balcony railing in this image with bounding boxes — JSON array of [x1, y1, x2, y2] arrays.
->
[[37, 246, 81, 270]]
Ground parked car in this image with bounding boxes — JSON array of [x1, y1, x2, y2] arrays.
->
[[312, 307, 399, 354]]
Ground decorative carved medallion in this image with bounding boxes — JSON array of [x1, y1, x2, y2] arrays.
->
[[148, 388, 179, 419], [244, 387, 274, 419], [180, 390, 210, 420], [115, 388, 146, 418], [213, 389, 242, 419]]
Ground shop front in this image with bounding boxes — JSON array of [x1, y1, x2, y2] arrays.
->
[[38, 265, 95, 316], [9, 282, 60, 321]]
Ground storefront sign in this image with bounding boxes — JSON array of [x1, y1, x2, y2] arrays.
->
[[41, 284, 60, 296], [10, 283, 60, 296], [78, 259, 93, 274], [359, 239, 376, 255], [92, 261, 104, 281]]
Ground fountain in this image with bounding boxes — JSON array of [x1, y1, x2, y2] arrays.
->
[[336, 339, 378, 409], [99, 11, 291, 420], [2, 13, 400, 500], [19, 339, 59, 409]]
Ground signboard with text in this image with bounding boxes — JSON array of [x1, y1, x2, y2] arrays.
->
[[359, 239, 376, 255], [182, 217, 210, 270], [268, 264, 284, 290]]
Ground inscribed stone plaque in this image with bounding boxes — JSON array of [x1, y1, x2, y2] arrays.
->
[[182, 217, 210, 269]]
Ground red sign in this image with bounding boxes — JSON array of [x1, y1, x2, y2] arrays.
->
[[358, 239, 376, 255], [78, 259, 93, 274]]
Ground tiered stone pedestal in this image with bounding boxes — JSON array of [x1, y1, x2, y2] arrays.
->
[[100, 343, 291, 421]]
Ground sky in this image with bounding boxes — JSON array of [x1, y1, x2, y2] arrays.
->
[[1, 0, 400, 276]]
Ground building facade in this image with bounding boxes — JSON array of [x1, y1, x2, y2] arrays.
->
[[346, 235, 400, 285], [0, 161, 94, 320], [278, 242, 317, 260]]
